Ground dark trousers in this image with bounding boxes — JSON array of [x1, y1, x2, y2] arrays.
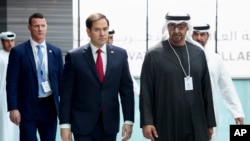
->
[[19, 95, 57, 141], [73, 112, 116, 141]]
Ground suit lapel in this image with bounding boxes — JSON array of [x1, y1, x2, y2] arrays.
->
[[46, 44, 53, 78], [25, 41, 37, 75], [82, 45, 100, 82], [105, 45, 114, 81]]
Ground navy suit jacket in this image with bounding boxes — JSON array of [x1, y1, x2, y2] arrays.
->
[[6, 40, 63, 120], [59, 44, 135, 135]]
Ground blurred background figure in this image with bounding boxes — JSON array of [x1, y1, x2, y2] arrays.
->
[[107, 28, 140, 96], [192, 23, 245, 141], [0, 31, 19, 141], [107, 29, 115, 44]]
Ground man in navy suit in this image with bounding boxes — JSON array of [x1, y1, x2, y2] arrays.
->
[[59, 13, 135, 141], [6, 12, 63, 141]]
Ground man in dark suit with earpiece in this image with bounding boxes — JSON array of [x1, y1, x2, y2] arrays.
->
[[6, 12, 63, 141]]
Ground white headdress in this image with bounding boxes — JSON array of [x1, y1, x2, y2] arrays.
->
[[193, 23, 211, 41], [161, 12, 203, 49], [0, 31, 16, 40]]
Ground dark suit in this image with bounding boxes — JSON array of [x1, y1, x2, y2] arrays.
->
[[6, 40, 63, 141], [59, 44, 135, 140]]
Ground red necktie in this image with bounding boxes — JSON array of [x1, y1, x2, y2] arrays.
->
[[96, 49, 104, 83]]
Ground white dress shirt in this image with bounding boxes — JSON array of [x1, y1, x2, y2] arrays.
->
[[30, 38, 52, 97]]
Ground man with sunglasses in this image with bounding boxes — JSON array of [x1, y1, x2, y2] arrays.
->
[[139, 12, 216, 141]]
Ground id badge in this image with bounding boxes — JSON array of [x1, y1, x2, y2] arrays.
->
[[184, 76, 193, 91], [41, 81, 52, 93]]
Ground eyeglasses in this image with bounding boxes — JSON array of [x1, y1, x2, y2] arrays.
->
[[168, 23, 187, 30]]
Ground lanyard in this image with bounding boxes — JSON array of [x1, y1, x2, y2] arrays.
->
[[168, 40, 190, 77]]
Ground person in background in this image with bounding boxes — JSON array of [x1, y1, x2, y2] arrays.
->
[[139, 12, 216, 141], [192, 23, 244, 141], [107, 29, 115, 44], [6, 13, 63, 141], [0, 31, 19, 141], [59, 13, 135, 141], [107, 28, 140, 96]]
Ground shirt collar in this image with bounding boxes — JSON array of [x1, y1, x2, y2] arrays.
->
[[30, 37, 46, 48], [90, 42, 106, 54]]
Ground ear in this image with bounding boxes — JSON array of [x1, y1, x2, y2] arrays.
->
[[27, 24, 31, 31], [86, 28, 90, 37]]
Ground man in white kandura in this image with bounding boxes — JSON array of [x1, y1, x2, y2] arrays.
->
[[192, 23, 245, 141], [0, 31, 19, 141]]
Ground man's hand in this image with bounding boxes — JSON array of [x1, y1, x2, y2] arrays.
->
[[60, 128, 72, 141], [208, 128, 213, 140], [142, 125, 158, 141], [235, 117, 244, 125], [122, 124, 133, 141], [9, 109, 21, 126]]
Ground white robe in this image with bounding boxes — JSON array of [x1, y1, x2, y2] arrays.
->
[[205, 48, 245, 141], [0, 49, 19, 141]]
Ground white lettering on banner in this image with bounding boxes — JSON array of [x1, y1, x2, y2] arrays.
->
[[126, 51, 146, 77], [218, 31, 237, 41], [220, 51, 250, 61], [242, 32, 250, 40], [218, 30, 250, 41], [127, 51, 146, 61], [217, 29, 250, 78]]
